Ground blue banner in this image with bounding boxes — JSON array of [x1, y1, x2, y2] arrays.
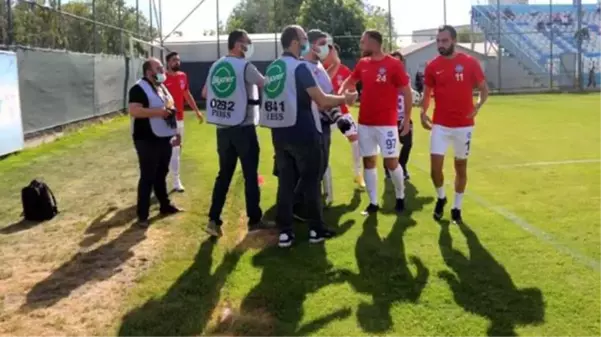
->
[[0, 51, 24, 156]]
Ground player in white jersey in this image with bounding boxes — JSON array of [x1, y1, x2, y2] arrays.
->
[[384, 51, 417, 181]]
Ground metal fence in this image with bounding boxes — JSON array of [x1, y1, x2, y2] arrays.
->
[[466, 0, 599, 92], [0, 0, 160, 134]]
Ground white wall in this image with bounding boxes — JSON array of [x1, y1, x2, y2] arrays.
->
[[164, 38, 283, 63]]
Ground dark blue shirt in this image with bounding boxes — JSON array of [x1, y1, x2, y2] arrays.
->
[[271, 53, 320, 144]]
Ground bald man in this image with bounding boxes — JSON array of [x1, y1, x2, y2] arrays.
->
[[128, 57, 182, 227]]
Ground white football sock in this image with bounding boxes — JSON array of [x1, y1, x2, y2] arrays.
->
[[389, 165, 405, 199], [454, 193, 464, 210], [170, 146, 181, 183], [364, 168, 378, 205], [436, 186, 446, 199], [351, 141, 362, 176]]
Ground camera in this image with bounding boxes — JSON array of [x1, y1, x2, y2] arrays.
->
[[165, 108, 177, 129]]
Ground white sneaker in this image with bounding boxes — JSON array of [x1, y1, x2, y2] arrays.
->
[[173, 179, 185, 192]]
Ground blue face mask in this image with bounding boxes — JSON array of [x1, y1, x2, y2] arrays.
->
[[300, 42, 311, 57]]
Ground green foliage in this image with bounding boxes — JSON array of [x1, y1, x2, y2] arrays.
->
[[5, 0, 155, 55], [297, 0, 365, 59], [225, 0, 396, 59]]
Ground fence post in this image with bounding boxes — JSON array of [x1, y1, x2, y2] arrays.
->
[[136, 0, 140, 37], [7, 0, 14, 46], [149, 0, 153, 56], [119, 0, 123, 55], [496, 1, 502, 92], [387, 0, 392, 52], [549, 0, 553, 89], [92, 0, 97, 53], [576, 0, 583, 91], [216, 0, 220, 58]]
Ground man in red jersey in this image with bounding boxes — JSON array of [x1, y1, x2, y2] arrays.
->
[[164, 51, 204, 192], [323, 42, 365, 188], [420, 25, 489, 224], [339, 30, 414, 215]]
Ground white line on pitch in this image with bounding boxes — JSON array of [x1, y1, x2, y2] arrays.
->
[[491, 159, 601, 169], [410, 162, 600, 271]]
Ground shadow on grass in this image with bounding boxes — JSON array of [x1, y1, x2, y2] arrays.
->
[[340, 182, 433, 333], [21, 200, 161, 311], [79, 204, 140, 248], [438, 219, 545, 336], [118, 236, 241, 336], [207, 190, 361, 335], [1, 219, 43, 234]]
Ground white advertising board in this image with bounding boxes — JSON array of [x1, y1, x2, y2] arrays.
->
[[0, 51, 24, 157]]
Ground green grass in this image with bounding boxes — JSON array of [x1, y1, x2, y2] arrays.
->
[[1, 93, 599, 336]]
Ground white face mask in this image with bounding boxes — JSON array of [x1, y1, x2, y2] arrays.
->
[[155, 72, 166, 83], [317, 45, 329, 60], [243, 43, 254, 60]]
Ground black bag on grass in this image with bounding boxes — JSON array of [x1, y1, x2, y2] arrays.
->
[[21, 179, 58, 221]]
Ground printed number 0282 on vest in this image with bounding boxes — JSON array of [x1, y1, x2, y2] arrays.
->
[[209, 62, 237, 119], [263, 59, 287, 121]]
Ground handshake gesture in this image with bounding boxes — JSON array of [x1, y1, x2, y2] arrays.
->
[[342, 89, 358, 105]]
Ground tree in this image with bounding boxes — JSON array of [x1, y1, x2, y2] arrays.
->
[[362, 1, 398, 52], [226, 0, 304, 33], [7, 0, 156, 55], [297, 0, 365, 59]]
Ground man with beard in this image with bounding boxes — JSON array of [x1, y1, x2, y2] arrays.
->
[[420, 25, 489, 224], [164, 51, 204, 192], [338, 30, 414, 215]]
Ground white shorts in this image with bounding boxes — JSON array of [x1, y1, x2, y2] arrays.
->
[[430, 124, 474, 160], [334, 114, 358, 137], [357, 124, 399, 158]]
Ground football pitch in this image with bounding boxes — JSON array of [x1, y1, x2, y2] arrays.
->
[[0, 93, 599, 336]]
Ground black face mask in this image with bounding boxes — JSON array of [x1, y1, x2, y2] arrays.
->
[[438, 44, 455, 56], [170, 64, 181, 71]]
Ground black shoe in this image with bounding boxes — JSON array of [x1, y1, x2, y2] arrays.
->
[[433, 198, 447, 221], [451, 208, 463, 225], [248, 220, 274, 234], [361, 204, 380, 216], [309, 226, 336, 244], [278, 230, 295, 248], [395, 198, 405, 213], [160, 204, 182, 215], [205, 220, 223, 237], [136, 219, 150, 228]]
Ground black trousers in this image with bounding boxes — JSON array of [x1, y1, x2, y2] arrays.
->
[[208, 125, 262, 226], [274, 137, 324, 231], [134, 138, 173, 221], [384, 121, 413, 176]]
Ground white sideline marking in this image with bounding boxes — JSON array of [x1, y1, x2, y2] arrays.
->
[[492, 159, 601, 169], [410, 163, 600, 271]]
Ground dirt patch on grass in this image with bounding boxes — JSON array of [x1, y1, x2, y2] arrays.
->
[[0, 125, 182, 335]]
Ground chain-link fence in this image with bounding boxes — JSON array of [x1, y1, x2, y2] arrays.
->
[[0, 0, 162, 134], [1, 0, 160, 55]]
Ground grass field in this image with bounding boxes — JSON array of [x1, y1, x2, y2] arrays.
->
[[0, 93, 599, 336]]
